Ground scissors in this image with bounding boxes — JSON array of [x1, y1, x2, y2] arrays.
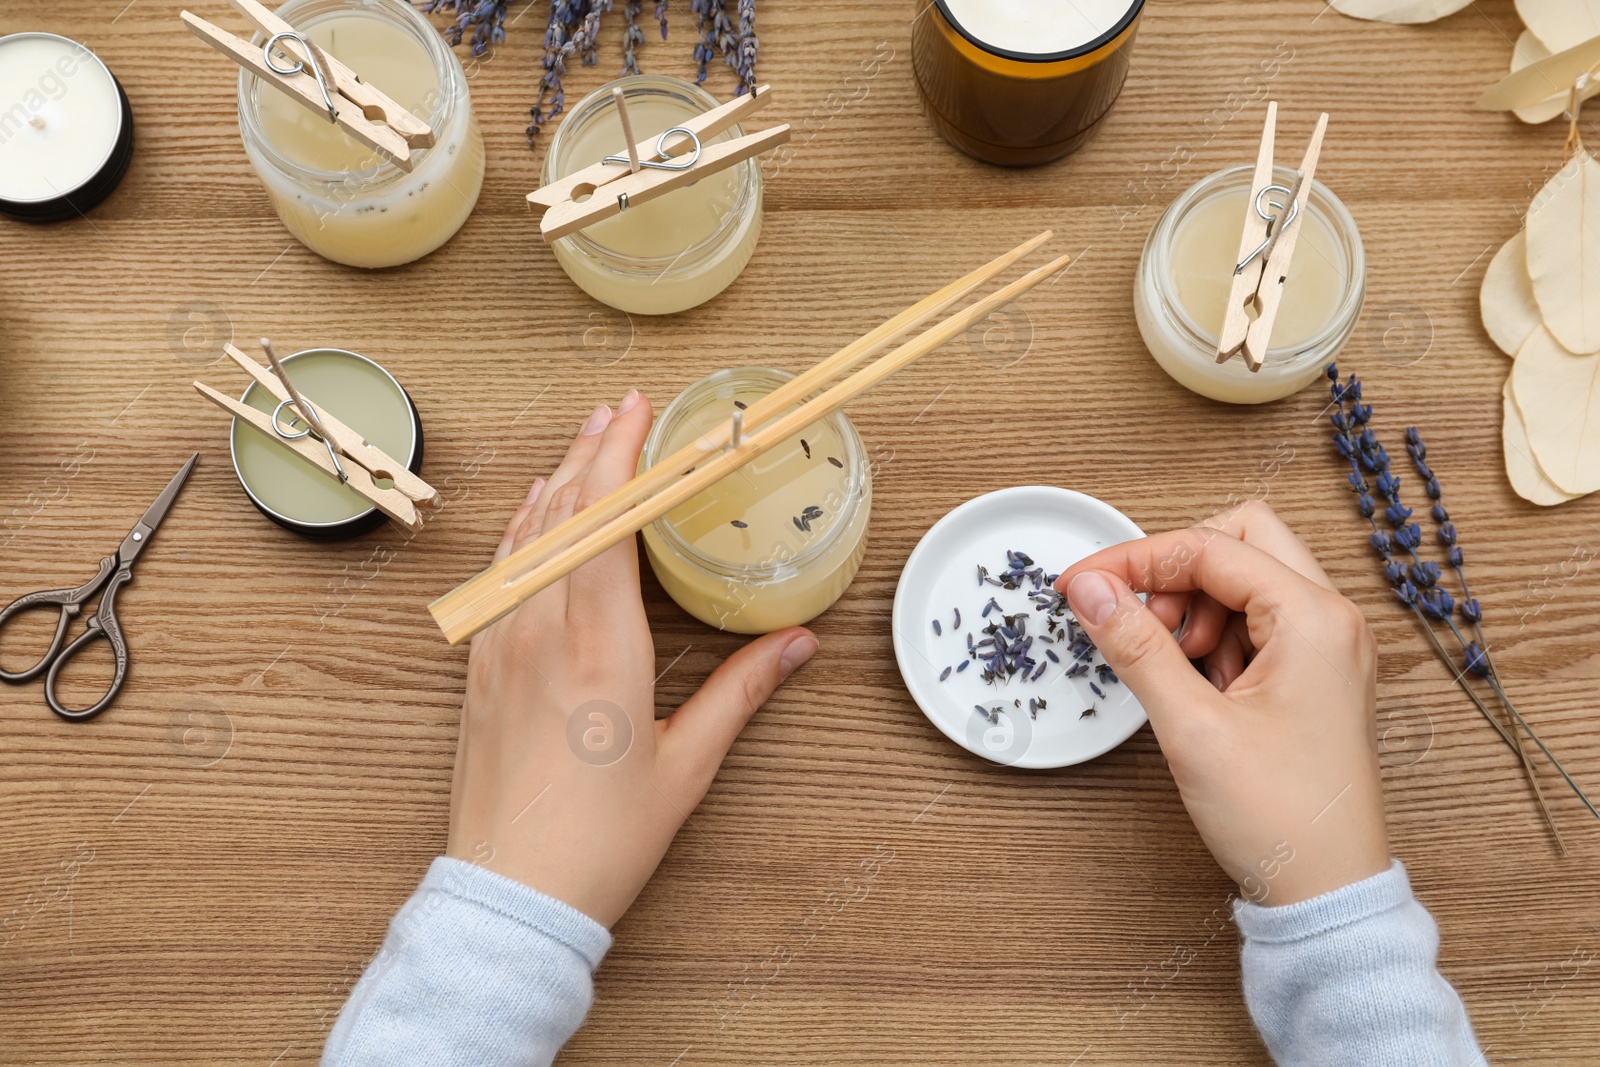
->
[[0, 454, 198, 721]]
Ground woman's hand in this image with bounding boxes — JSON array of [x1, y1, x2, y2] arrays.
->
[[447, 393, 819, 927], [1059, 500, 1389, 906]]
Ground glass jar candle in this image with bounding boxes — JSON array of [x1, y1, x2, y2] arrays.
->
[[230, 347, 423, 539], [1135, 164, 1365, 404], [640, 368, 871, 634], [912, 0, 1144, 166], [542, 75, 763, 316], [235, 0, 484, 269]]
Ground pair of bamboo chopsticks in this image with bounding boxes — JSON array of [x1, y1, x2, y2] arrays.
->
[[429, 231, 1068, 644]]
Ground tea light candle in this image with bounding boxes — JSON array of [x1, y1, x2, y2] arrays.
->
[[639, 368, 870, 634], [542, 75, 763, 315], [231, 347, 422, 539], [235, 0, 484, 269], [912, 0, 1143, 166], [0, 33, 134, 222], [1135, 164, 1365, 404]]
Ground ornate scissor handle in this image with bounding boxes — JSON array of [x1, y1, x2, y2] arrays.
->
[[0, 556, 115, 685], [42, 563, 132, 722]]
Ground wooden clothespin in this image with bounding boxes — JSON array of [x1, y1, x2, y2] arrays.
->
[[192, 341, 439, 532], [528, 84, 791, 242], [1217, 102, 1329, 372], [180, 0, 436, 171]]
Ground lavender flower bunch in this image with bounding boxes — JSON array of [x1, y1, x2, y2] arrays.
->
[[1327, 363, 1597, 842], [416, 0, 759, 145]]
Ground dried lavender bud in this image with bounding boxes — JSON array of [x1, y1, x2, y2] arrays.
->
[[1420, 587, 1455, 620], [1357, 493, 1376, 519], [1411, 561, 1441, 588], [1089, 682, 1105, 698], [1461, 598, 1482, 623], [1376, 472, 1400, 498], [1425, 478, 1441, 500], [1326, 362, 1339, 380], [932, 619, 942, 636], [939, 666, 952, 682], [1394, 581, 1419, 606], [1383, 561, 1407, 585], [730, 519, 748, 528], [1436, 522, 1456, 546], [956, 659, 969, 673], [1431, 503, 1449, 523], [1464, 641, 1489, 677], [1370, 530, 1393, 556], [952, 607, 961, 629], [1448, 545, 1463, 568], [1351, 403, 1373, 425], [1395, 523, 1423, 551], [800, 439, 811, 459]]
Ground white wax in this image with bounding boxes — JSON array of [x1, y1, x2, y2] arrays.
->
[[939, 0, 1138, 55], [0, 33, 122, 203]]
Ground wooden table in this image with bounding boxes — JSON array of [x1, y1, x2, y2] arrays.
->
[[3, 1, 1597, 1063]]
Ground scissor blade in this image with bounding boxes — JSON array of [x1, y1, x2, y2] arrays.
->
[[119, 453, 199, 563]]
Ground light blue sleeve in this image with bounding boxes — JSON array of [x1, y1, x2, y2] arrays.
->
[[321, 857, 611, 1067], [1234, 860, 1483, 1067]]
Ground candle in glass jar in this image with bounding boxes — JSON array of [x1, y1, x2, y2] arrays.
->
[[231, 347, 422, 539], [912, 0, 1144, 166], [1134, 164, 1365, 404], [639, 368, 870, 634], [235, 0, 484, 269], [0, 32, 134, 222], [542, 75, 762, 315]]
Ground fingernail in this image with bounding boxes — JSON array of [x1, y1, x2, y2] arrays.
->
[[1207, 667, 1225, 691], [619, 389, 641, 413], [1175, 609, 1191, 644], [779, 632, 819, 679], [580, 404, 612, 435], [1067, 571, 1119, 627], [524, 477, 546, 505]]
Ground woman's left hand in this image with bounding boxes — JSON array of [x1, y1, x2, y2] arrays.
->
[[447, 391, 818, 927]]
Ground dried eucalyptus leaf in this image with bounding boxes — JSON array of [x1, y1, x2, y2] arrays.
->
[[1527, 152, 1600, 355], [1481, 230, 1541, 356], [1508, 31, 1599, 123], [1330, 0, 1472, 23], [1510, 325, 1600, 494], [1503, 378, 1583, 505], [1515, 0, 1600, 53], [1479, 32, 1600, 111]]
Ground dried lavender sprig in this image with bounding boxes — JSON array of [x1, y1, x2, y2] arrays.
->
[[1404, 426, 1491, 659], [621, 0, 644, 74], [417, 0, 509, 57], [734, 0, 757, 94], [1330, 365, 1586, 831]]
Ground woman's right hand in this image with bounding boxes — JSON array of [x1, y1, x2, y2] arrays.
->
[[1058, 501, 1390, 907]]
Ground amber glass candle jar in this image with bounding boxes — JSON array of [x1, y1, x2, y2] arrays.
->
[[912, 0, 1144, 166]]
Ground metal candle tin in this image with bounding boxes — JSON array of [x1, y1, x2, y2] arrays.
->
[[228, 348, 423, 540]]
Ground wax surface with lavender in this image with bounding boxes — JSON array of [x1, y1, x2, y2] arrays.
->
[[893, 486, 1147, 769], [640, 368, 870, 634]]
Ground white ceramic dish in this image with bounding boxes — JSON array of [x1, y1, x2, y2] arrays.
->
[[892, 486, 1148, 769]]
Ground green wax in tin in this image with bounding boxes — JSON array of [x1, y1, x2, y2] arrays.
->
[[231, 350, 414, 526]]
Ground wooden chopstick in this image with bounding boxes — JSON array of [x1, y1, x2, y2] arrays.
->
[[429, 231, 1053, 639], [429, 250, 1072, 644]]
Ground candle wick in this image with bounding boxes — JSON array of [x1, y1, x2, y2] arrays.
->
[[28, 116, 45, 130]]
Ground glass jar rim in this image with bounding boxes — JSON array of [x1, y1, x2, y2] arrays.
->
[[932, 0, 1144, 65], [544, 74, 758, 274], [643, 366, 868, 582], [1148, 163, 1365, 368], [235, 0, 459, 188]]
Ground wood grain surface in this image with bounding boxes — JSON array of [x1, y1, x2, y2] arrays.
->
[[3, 1, 1598, 1063]]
